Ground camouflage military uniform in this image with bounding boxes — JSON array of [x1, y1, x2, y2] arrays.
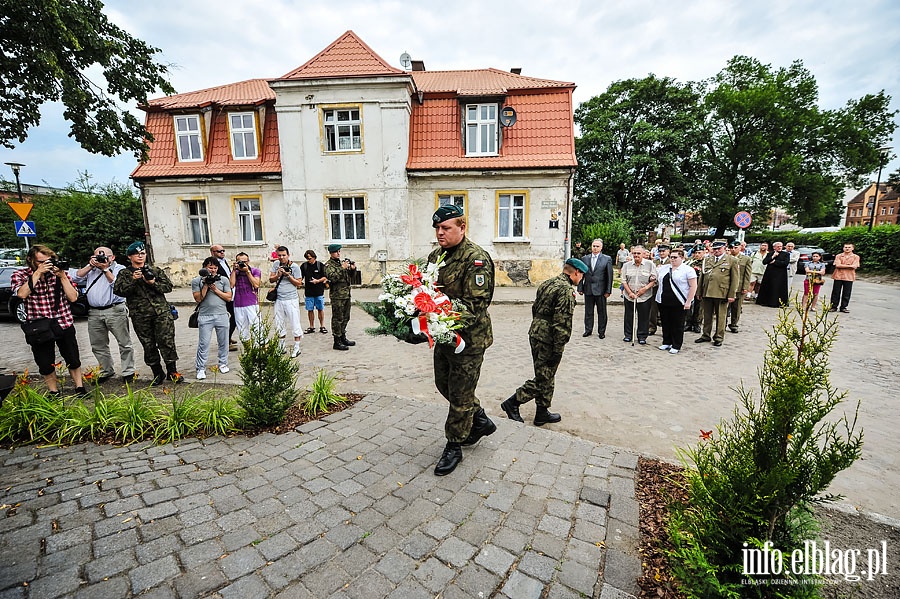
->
[[113, 266, 177, 367], [428, 237, 494, 444], [324, 257, 352, 340], [513, 273, 575, 408], [686, 256, 704, 332]]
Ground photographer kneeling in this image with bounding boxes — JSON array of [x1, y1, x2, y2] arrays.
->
[[192, 258, 233, 380], [11, 245, 86, 396]]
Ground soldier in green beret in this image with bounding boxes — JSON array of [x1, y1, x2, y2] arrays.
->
[[324, 244, 356, 350], [113, 242, 182, 384], [429, 205, 496, 476], [502, 259, 587, 426]]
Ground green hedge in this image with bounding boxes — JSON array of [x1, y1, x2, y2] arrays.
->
[[675, 225, 900, 272]]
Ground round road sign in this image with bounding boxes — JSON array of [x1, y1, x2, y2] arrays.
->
[[734, 211, 752, 229]]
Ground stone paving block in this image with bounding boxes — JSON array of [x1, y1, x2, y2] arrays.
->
[[139, 514, 183, 542], [599, 583, 638, 598], [218, 573, 271, 599], [171, 560, 227, 598], [100, 495, 144, 518], [602, 548, 642, 596], [74, 576, 131, 599], [546, 498, 576, 520], [344, 569, 394, 599], [253, 511, 295, 537], [316, 504, 352, 528], [37, 543, 91, 575], [566, 537, 604, 567], [538, 514, 571, 537], [180, 520, 223, 546], [609, 495, 640, 524], [558, 559, 597, 595], [605, 519, 639, 553], [400, 531, 438, 560], [179, 504, 217, 528], [474, 543, 516, 576], [129, 554, 180, 594], [219, 545, 266, 580], [386, 579, 433, 599], [453, 519, 492, 547], [360, 523, 401, 554], [531, 531, 567, 560], [435, 536, 477, 568], [375, 548, 417, 583], [259, 552, 303, 590], [136, 533, 184, 565], [422, 516, 455, 540], [287, 519, 326, 545], [455, 562, 502, 596], [518, 550, 559, 582], [301, 563, 349, 596], [84, 550, 137, 583], [547, 581, 585, 599], [484, 480, 523, 512], [412, 557, 456, 593], [309, 487, 342, 509], [92, 528, 139, 557], [137, 501, 178, 523], [221, 523, 260, 552], [612, 452, 639, 470], [501, 570, 544, 599], [217, 508, 257, 532], [293, 537, 338, 575], [256, 531, 298, 561], [332, 542, 379, 577], [25, 567, 81, 599], [179, 538, 226, 569], [45, 524, 91, 554], [326, 522, 365, 550]]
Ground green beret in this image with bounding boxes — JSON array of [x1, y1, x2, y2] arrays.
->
[[432, 204, 464, 227], [565, 258, 589, 273], [730, 240, 742, 248], [327, 244, 342, 253], [126, 241, 146, 255]]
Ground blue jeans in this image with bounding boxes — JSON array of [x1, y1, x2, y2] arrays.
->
[[196, 313, 229, 371]]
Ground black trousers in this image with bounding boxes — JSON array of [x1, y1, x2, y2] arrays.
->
[[623, 299, 651, 340], [830, 280, 853, 310], [658, 303, 687, 349], [583, 294, 608, 335]]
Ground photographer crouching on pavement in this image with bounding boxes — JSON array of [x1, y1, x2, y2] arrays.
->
[[114, 241, 183, 385], [11, 244, 86, 396], [72, 246, 135, 383], [192, 257, 233, 380]]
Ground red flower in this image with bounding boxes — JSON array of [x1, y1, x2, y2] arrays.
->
[[401, 264, 424, 286], [699, 429, 712, 440], [414, 291, 437, 313]]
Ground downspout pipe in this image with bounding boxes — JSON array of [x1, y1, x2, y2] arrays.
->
[[132, 179, 155, 265]]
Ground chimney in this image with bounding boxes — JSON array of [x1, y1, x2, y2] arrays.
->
[[510, 68, 522, 75], [411, 60, 426, 71]]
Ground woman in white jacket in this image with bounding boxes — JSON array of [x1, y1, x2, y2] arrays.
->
[[654, 249, 697, 354]]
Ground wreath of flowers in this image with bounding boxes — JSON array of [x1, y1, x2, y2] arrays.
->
[[361, 254, 466, 353]]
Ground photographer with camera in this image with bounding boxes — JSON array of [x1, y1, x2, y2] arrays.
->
[[210, 245, 238, 350], [324, 244, 356, 351], [229, 252, 261, 342], [72, 246, 134, 384], [269, 246, 303, 357], [192, 258, 233, 380], [11, 244, 87, 396], [114, 241, 183, 384]]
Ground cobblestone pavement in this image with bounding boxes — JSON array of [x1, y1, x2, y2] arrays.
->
[[1, 394, 640, 598]]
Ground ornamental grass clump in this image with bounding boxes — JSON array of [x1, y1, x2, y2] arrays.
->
[[667, 299, 863, 598], [237, 317, 300, 426], [302, 369, 346, 416]]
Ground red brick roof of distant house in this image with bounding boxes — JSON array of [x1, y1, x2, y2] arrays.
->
[[275, 30, 406, 80]]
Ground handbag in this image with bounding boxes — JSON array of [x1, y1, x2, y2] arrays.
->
[[70, 273, 104, 318], [188, 309, 199, 328], [21, 318, 59, 346], [267, 271, 286, 302]]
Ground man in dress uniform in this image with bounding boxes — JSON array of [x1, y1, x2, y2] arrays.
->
[[428, 205, 496, 476], [695, 239, 739, 347], [502, 258, 588, 426], [324, 244, 356, 351], [727, 240, 752, 333]]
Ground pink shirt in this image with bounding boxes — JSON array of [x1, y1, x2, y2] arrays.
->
[[831, 252, 860, 281]]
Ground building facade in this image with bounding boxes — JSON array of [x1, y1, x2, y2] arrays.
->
[[132, 31, 577, 285], [844, 182, 899, 228]]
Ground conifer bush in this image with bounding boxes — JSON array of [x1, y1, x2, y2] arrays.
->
[[237, 317, 300, 426], [667, 300, 863, 597]]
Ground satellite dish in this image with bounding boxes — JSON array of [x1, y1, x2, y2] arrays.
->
[[399, 52, 412, 70]]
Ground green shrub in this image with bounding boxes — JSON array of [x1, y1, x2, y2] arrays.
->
[[237, 318, 300, 426], [302, 369, 346, 416], [579, 208, 636, 253], [667, 302, 863, 596]]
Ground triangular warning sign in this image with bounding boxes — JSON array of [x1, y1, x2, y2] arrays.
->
[[8, 202, 33, 220], [16, 221, 35, 235]]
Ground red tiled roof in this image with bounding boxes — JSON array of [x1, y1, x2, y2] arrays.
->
[[412, 69, 574, 95], [143, 79, 275, 111], [131, 105, 281, 180], [276, 30, 406, 80], [407, 88, 577, 170], [847, 183, 898, 205]]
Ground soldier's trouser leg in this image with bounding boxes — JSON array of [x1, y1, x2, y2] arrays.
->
[[331, 298, 350, 339], [131, 315, 161, 367], [434, 344, 484, 444], [154, 313, 178, 365], [700, 298, 715, 339], [712, 299, 728, 343], [515, 338, 563, 408], [728, 296, 744, 329]]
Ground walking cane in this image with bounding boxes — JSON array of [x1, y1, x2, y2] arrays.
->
[[631, 294, 637, 347]]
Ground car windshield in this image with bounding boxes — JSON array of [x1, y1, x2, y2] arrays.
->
[[0, 268, 18, 286]]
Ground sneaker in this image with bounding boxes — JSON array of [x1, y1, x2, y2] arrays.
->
[[218, 365, 230, 374], [196, 370, 206, 380], [658, 344, 672, 351], [290, 345, 301, 358], [669, 348, 680, 354]]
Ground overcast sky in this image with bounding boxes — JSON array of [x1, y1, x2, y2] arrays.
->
[[2, 0, 898, 192]]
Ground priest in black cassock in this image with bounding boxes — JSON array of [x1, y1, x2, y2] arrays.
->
[[756, 241, 790, 307]]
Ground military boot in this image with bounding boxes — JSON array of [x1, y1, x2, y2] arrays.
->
[[461, 408, 497, 446], [333, 338, 349, 351], [150, 364, 166, 386], [434, 442, 462, 476], [500, 395, 524, 423], [165, 363, 184, 384], [533, 406, 561, 426], [340, 336, 356, 347]]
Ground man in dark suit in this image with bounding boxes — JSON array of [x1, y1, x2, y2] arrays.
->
[[577, 238, 613, 339]]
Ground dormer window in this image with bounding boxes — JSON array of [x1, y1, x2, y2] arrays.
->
[[465, 103, 498, 156], [229, 112, 258, 159], [323, 106, 362, 152], [174, 115, 203, 161]]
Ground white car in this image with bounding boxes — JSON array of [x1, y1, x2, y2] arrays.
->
[[0, 248, 26, 267]]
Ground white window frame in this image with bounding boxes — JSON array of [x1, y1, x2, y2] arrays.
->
[[497, 192, 527, 239], [235, 196, 263, 242], [174, 115, 203, 162], [228, 112, 258, 160], [184, 199, 209, 244], [465, 103, 499, 156], [436, 192, 467, 214], [327, 196, 367, 242], [322, 106, 362, 153]]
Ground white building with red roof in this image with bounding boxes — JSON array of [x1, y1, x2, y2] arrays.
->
[[133, 31, 577, 284]]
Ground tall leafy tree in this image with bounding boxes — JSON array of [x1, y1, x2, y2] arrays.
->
[[574, 75, 704, 234], [0, 0, 175, 159], [695, 56, 896, 233]]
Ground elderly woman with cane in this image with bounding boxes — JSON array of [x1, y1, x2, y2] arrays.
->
[[620, 245, 657, 345]]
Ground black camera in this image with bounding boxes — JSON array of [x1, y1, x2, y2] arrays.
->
[[140, 266, 155, 281], [199, 268, 221, 285], [48, 258, 70, 270], [342, 258, 355, 266], [94, 251, 108, 264], [236, 260, 247, 269], [281, 264, 292, 273]]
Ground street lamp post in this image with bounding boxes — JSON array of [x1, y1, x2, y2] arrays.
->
[[868, 146, 892, 232], [4, 162, 29, 250]]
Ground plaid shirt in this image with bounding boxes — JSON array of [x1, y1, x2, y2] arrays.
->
[[11, 268, 76, 329]]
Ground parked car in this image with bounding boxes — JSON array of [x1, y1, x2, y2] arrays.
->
[[0, 248, 27, 267], [795, 247, 834, 274], [0, 266, 26, 319], [743, 243, 760, 257]]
